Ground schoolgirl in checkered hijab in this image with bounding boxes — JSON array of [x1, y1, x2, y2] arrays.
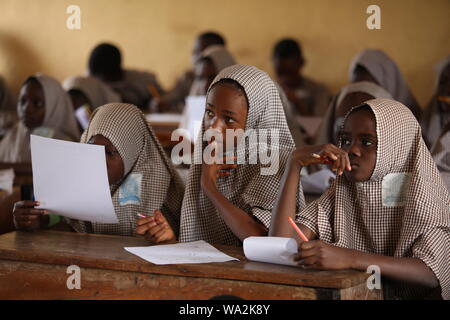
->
[[179, 65, 305, 246], [296, 98, 450, 299], [66, 103, 185, 236]]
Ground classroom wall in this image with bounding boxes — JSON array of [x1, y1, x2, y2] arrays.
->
[[0, 0, 449, 107]]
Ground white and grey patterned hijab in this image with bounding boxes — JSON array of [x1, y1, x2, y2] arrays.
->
[[298, 98, 450, 299], [179, 64, 305, 246], [348, 49, 421, 118], [67, 103, 185, 236]]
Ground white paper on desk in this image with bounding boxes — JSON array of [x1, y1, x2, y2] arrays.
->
[[30, 135, 118, 224], [124, 240, 239, 265], [301, 168, 336, 194], [145, 113, 183, 124], [296, 116, 323, 138], [178, 96, 206, 143], [244, 236, 298, 266], [0, 168, 14, 194]]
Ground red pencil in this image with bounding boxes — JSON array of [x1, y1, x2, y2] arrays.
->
[[288, 217, 309, 242]]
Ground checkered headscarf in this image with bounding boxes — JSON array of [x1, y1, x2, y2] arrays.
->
[[297, 98, 450, 299], [66, 103, 185, 236], [179, 65, 305, 246]]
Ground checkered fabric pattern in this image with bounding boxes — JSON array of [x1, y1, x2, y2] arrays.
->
[[179, 64, 305, 246], [66, 103, 185, 236], [297, 98, 450, 299]]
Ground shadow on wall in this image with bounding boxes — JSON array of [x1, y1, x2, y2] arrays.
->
[[0, 32, 45, 96]]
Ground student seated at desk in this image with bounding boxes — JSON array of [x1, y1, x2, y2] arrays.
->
[[88, 43, 164, 110], [0, 74, 80, 162], [136, 65, 306, 246], [155, 31, 228, 113], [269, 98, 450, 299], [315, 81, 392, 145], [63, 75, 121, 129], [349, 49, 422, 120], [13, 103, 185, 236], [422, 56, 450, 148]]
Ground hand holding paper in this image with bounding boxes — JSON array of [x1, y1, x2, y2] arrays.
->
[[30, 135, 118, 224]]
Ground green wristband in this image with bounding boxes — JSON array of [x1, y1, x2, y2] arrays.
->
[[47, 214, 61, 228]]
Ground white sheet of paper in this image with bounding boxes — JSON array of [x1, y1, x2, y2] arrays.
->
[[301, 168, 336, 194], [0, 168, 14, 194], [145, 113, 182, 124], [30, 135, 118, 224], [124, 240, 239, 265], [75, 105, 91, 130], [179, 96, 206, 143], [243, 236, 298, 266], [296, 116, 323, 138]]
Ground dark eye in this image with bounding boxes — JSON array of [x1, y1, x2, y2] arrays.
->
[[225, 117, 236, 124], [362, 139, 374, 147], [341, 137, 351, 146], [205, 110, 214, 118]]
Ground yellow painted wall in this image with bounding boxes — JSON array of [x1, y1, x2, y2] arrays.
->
[[0, 0, 449, 107]]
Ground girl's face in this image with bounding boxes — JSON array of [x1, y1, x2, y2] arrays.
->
[[204, 83, 248, 151], [19, 80, 46, 129], [88, 134, 124, 185], [341, 108, 377, 182]]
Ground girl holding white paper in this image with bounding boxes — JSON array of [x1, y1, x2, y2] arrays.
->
[[13, 103, 185, 237]]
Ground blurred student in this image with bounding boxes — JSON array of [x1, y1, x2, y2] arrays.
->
[[349, 49, 422, 120], [88, 43, 163, 110], [0, 74, 80, 162]]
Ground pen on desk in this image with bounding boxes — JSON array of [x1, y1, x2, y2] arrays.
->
[[288, 216, 309, 242]]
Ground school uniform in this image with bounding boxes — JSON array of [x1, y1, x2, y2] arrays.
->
[[297, 98, 450, 299], [66, 103, 185, 236], [179, 65, 305, 246]]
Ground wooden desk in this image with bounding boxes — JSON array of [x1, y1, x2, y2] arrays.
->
[[0, 230, 382, 300]]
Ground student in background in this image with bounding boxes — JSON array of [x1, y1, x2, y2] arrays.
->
[[137, 65, 305, 246], [63, 75, 122, 130], [178, 45, 237, 145], [270, 98, 449, 299], [422, 56, 450, 147], [0, 76, 17, 139], [349, 49, 422, 120], [155, 31, 227, 113], [0, 74, 80, 163], [13, 103, 185, 237], [272, 39, 330, 118], [88, 43, 164, 110], [315, 81, 392, 145], [189, 45, 236, 97]]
